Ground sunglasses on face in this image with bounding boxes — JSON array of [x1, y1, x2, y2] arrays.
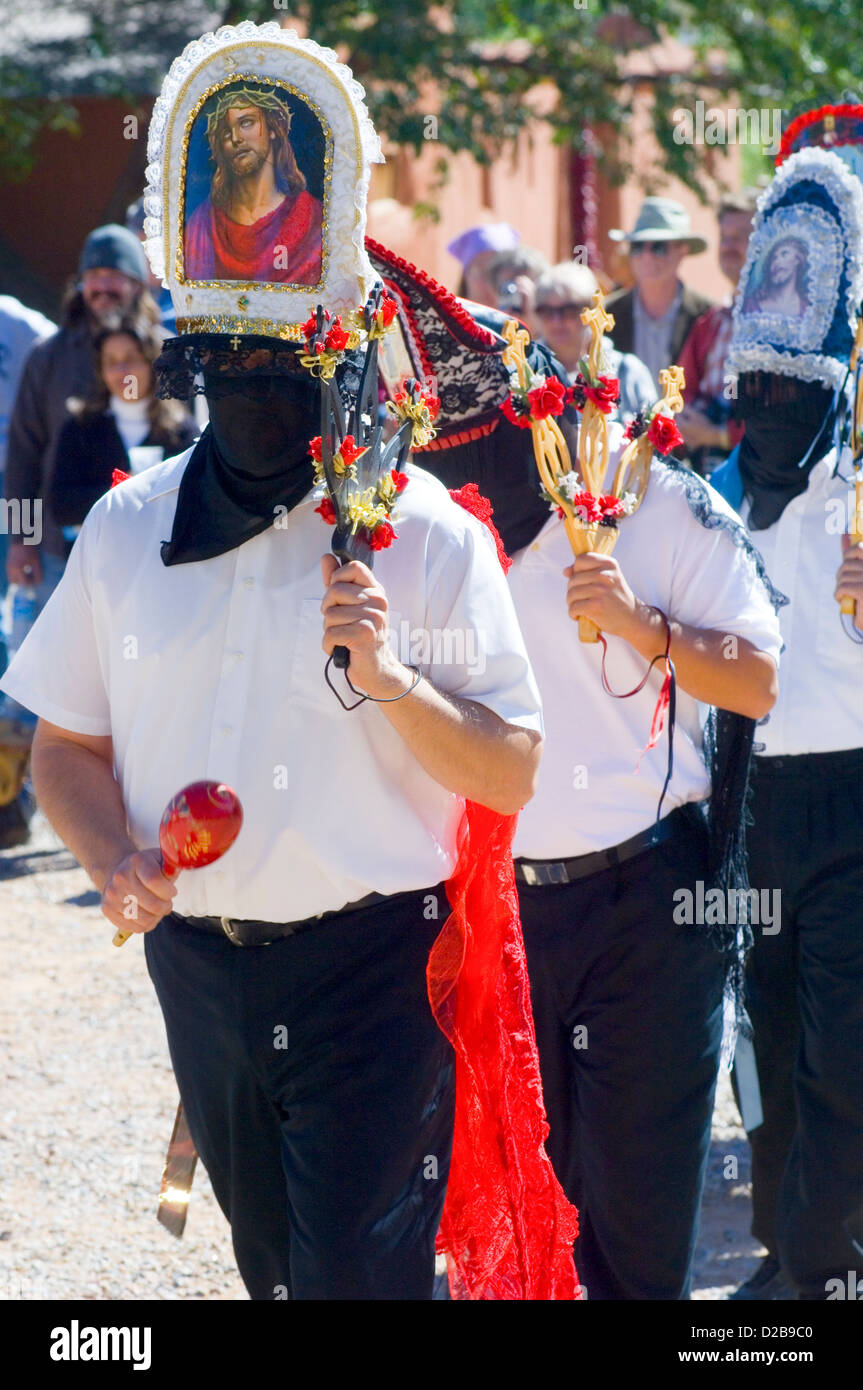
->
[[629, 241, 674, 257], [535, 302, 590, 320]]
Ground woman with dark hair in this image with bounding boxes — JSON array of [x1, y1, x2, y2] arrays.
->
[[50, 317, 198, 533]]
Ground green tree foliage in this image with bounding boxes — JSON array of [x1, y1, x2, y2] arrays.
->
[[4, 0, 863, 191]]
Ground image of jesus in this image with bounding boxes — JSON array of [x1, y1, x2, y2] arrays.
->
[[184, 87, 323, 285], [743, 236, 810, 319]]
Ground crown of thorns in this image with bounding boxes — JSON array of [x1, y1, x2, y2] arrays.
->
[[204, 86, 294, 140]]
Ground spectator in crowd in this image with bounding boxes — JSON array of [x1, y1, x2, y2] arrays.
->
[[534, 262, 658, 423], [50, 315, 197, 535], [446, 222, 520, 306], [0, 295, 55, 847], [488, 245, 550, 339], [0, 294, 55, 600], [3, 222, 159, 594], [606, 198, 713, 385], [677, 191, 758, 476], [0, 224, 159, 845], [126, 198, 177, 334]]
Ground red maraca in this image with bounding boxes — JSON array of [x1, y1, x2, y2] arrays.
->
[[113, 780, 243, 946]]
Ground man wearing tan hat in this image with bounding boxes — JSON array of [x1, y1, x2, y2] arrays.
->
[[606, 197, 713, 385]]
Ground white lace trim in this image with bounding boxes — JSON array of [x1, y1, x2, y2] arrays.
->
[[143, 22, 384, 332], [725, 342, 848, 390], [728, 147, 863, 386]]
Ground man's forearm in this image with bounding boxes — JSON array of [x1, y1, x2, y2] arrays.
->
[[360, 666, 541, 815], [621, 604, 778, 719], [31, 731, 137, 892]]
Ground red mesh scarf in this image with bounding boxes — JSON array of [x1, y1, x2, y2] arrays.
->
[[433, 801, 582, 1299], [431, 487, 583, 1300]]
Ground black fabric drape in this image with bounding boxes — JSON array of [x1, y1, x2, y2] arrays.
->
[[735, 375, 835, 530], [161, 375, 318, 567]]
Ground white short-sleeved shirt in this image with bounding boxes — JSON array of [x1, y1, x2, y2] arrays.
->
[[736, 452, 862, 757], [0, 450, 543, 921], [509, 462, 783, 858]]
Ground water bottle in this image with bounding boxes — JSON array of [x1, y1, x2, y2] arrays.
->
[[11, 584, 38, 628], [8, 584, 38, 664]]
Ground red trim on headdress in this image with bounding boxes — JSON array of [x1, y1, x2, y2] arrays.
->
[[777, 102, 863, 165], [418, 421, 499, 451], [385, 280, 436, 382], [365, 236, 500, 349]]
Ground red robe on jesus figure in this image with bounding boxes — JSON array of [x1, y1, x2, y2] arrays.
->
[[184, 190, 323, 284]]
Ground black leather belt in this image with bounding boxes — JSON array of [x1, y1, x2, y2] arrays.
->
[[514, 804, 697, 887], [173, 890, 389, 947]]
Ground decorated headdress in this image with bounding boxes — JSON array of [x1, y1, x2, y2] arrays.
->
[[143, 21, 382, 348], [777, 100, 863, 181], [726, 145, 863, 393], [144, 24, 445, 582]]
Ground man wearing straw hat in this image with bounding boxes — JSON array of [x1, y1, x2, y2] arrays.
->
[[607, 197, 713, 386]]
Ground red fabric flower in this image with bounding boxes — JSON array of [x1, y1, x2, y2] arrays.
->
[[314, 497, 336, 525], [599, 494, 625, 518], [379, 292, 398, 327], [527, 375, 568, 420], [501, 394, 533, 429], [570, 491, 601, 523], [368, 520, 397, 550], [324, 316, 350, 352], [300, 313, 318, 342], [337, 434, 362, 466], [647, 413, 684, 455], [111, 468, 131, 488], [308, 436, 323, 462], [391, 468, 409, 493], [582, 375, 620, 414], [423, 389, 441, 421]]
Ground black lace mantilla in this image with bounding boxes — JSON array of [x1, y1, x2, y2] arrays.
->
[[154, 332, 364, 401], [659, 457, 788, 1055]]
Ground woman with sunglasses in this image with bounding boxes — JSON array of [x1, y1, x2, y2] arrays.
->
[[534, 263, 657, 424]]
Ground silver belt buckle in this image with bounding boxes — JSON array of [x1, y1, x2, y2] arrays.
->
[[220, 916, 245, 946], [519, 860, 569, 887]]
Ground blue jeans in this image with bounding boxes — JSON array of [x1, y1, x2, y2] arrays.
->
[[0, 531, 7, 678], [0, 550, 66, 724]]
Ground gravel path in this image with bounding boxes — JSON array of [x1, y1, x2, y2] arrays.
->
[[0, 810, 762, 1302]]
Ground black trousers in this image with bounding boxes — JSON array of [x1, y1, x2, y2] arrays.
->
[[518, 812, 726, 1299], [144, 886, 454, 1300], [738, 750, 863, 1298]]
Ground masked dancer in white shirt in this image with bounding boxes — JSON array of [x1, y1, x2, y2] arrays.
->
[[714, 123, 863, 1302]]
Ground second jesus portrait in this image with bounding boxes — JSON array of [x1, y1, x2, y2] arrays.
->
[[182, 80, 326, 286]]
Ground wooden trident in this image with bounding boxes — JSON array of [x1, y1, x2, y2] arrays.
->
[[840, 315, 863, 621], [502, 288, 685, 642]]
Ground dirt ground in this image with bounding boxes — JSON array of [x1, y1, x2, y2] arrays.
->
[[0, 809, 763, 1302]]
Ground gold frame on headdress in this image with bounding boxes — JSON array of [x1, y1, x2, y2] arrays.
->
[[175, 73, 334, 295]]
